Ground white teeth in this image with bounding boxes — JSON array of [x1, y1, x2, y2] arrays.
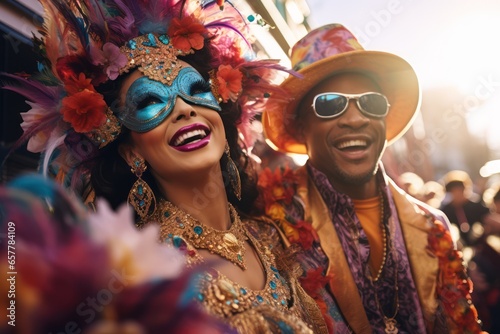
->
[[174, 129, 207, 146], [337, 140, 367, 149]]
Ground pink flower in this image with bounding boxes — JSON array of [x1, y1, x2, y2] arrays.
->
[[90, 43, 128, 80], [88, 199, 185, 284]]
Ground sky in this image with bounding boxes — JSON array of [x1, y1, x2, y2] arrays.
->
[[306, 0, 500, 153]]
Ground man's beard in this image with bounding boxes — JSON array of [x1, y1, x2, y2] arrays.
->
[[332, 162, 379, 186]]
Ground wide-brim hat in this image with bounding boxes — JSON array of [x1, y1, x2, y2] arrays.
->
[[442, 170, 473, 192], [262, 24, 421, 154]]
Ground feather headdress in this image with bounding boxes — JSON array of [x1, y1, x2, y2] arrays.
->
[[3, 0, 294, 187]]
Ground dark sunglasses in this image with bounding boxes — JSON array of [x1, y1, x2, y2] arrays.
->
[[311, 92, 390, 119]]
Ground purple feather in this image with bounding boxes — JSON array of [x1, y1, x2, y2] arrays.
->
[[1, 73, 64, 152], [106, 0, 138, 45], [205, 19, 252, 50], [1, 73, 62, 108]]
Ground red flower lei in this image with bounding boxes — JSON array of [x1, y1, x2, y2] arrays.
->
[[257, 166, 331, 329], [427, 219, 484, 333]]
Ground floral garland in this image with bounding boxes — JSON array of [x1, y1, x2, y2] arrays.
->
[[257, 166, 334, 332], [258, 166, 486, 333], [257, 166, 319, 249], [427, 219, 484, 334]]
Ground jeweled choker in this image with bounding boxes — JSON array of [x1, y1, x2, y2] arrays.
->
[[152, 199, 248, 270]]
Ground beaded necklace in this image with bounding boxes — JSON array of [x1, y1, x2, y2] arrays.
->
[[372, 192, 400, 334]]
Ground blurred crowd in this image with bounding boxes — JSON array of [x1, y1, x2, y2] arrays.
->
[[392, 169, 500, 333]]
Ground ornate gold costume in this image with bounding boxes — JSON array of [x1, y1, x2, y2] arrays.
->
[[146, 200, 328, 333]]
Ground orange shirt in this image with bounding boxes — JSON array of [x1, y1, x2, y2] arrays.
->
[[352, 196, 384, 278]]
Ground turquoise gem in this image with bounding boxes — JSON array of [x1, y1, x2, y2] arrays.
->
[[247, 14, 255, 22], [172, 236, 183, 247], [159, 34, 170, 44], [179, 223, 184, 228], [272, 292, 278, 300], [264, 92, 270, 98], [269, 281, 277, 290], [142, 33, 157, 47], [233, 299, 239, 304], [274, 273, 280, 279], [237, 254, 243, 262], [278, 321, 293, 333], [194, 226, 203, 235], [139, 200, 145, 207], [197, 293, 204, 301], [270, 266, 278, 272], [138, 185, 143, 195], [127, 40, 137, 49], [240, 288, 247, 295], [226, 301, 231, 305], [281, 299, 286, 305], [164, 211, 170, 218], [256, 295, 263, 303]]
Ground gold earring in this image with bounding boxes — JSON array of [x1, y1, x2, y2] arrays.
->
[[128, 157, 156, 219], [225, 142, 241, 200]]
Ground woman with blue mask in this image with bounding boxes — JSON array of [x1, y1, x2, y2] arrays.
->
[[4, 0, 327, 332]]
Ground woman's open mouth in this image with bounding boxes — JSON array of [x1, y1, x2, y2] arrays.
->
[[169, 123, 211, 152]]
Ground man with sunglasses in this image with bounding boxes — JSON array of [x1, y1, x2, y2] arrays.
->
[[261, 24, 483, 333]]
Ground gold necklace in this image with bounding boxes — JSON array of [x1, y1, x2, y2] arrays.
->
[[372, 193, 387, 282], [152, 199, 248, 270], [373, 192, 400, 334]]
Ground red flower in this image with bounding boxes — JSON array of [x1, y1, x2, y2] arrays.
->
[[294, 220, 319, 250], [427, 219, 483, 333], [258, 166, 297, 208], [216, 65, 243, 102], [61, 90, 107, 133], [168, 15, 207, 52], [64, 73, 95, 95], [56, 55, 107, 86], [299, 267, 330, 297], [299, 268, 335, 333]]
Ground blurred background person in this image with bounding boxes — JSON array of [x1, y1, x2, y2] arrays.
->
[[396, 171, 425, 201], [422, 180, 446, 209], [440, 170, 489, 247], [468, 184, 500, 333]]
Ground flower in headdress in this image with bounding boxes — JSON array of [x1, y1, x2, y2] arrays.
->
[[168, 15, 207, 52], [90, 43, 128, 80], [56, 55, 107, 86], [216, 65, 243, 103], [61, 90, 107, 133], [64, 72, 95, 95]]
